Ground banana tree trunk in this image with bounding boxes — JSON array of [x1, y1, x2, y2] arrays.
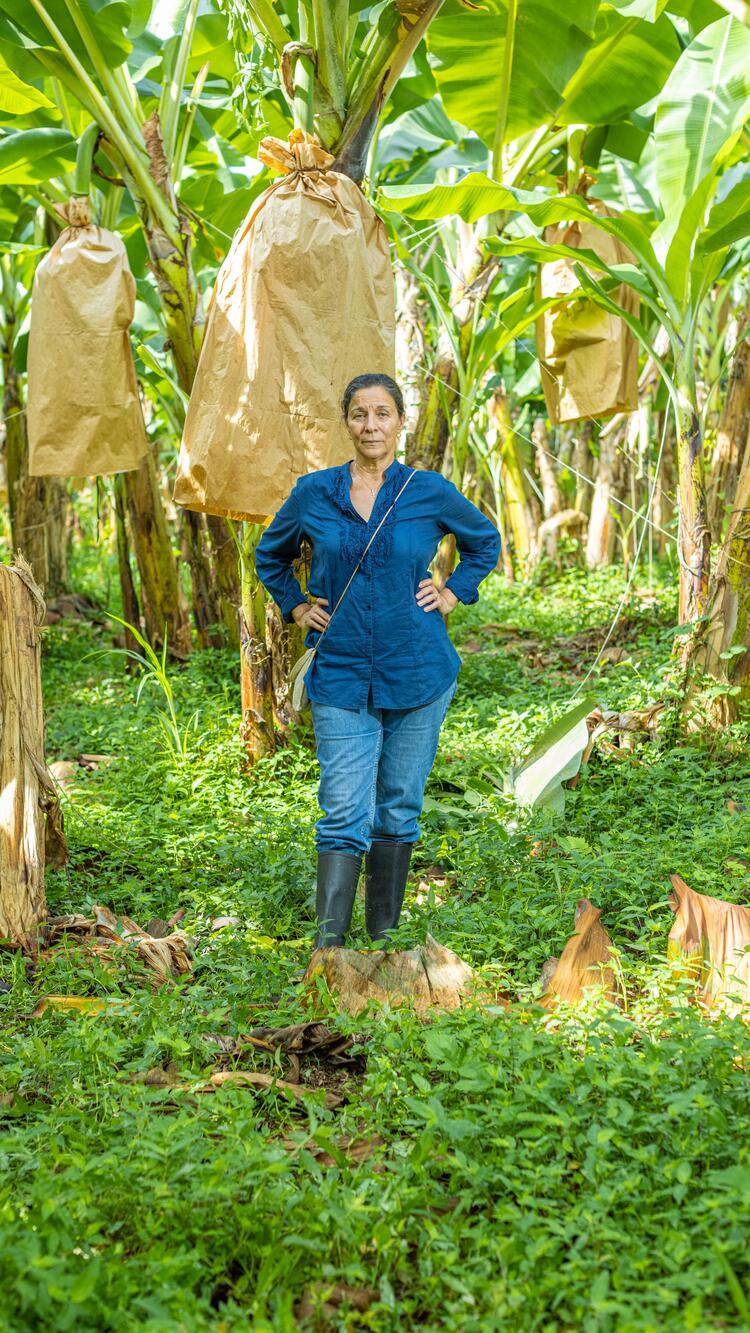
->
[[573, 424, 593, 518], [137, 113, 226, 649], [205, 514, 241, 649], [395, 267, 425, 448], [406, 327, 458, 473], [0, 560, 47, 949], [532, 416, 561, 561], [675, 386, 711, 626], [113, 472, 142, 657], [240, 524, 275, 762], [653, 412, 675, 556], [2, 349, 68, 596], [123, 446, 192, 658], [586, 429, 619, 570], [683, 444, 750, 725], [708, 286, 750, 540], [489, 390, 538, 576]]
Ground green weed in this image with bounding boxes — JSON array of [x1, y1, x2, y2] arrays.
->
[[2, 563, 750, 1330]]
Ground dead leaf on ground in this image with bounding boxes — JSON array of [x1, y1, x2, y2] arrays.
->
[[39, 904, 193, 986], [127, 1062, 182, 1088], [668, 874, 750, 1016], [295, 1282, 378, 1326], [31, 995, 132, 1018], [78, 753, 117, 769], [145, 909, 186, 940], [202, 1069, 343, 1111], [540, 899, 618, 1008], [246, 1021, 367, 1068], [48, 760, 78, 790], [303, 933, 484, 1017], [282, 1134, 384, 1169]]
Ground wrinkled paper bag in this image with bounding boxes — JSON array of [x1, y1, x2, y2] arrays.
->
[[28, 198, 147, 477], [536, 202, 638, 425], [174, 129, 395, 521]]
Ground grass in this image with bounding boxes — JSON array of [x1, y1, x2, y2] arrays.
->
[[3, 561, 750, 1330]]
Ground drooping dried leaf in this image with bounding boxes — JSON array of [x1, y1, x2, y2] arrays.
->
[[540, 898, 618, 1008], [668, 874, 750, 1016], [40, 904, 193, 985], [582, 704, 663, 764], [303, 933, 481, 1016]]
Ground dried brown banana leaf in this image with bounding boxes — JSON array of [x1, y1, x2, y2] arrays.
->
[[540, 898, 618, 1008], [668, 874, 750, 1016]]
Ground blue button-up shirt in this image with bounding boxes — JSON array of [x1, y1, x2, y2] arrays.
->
[[255, 458, 501, 710]]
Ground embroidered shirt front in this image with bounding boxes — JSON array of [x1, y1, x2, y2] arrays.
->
[[255, 458, 501, 710]]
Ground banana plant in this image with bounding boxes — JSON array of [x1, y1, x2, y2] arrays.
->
[[2, 0, 207, 389], [426, 0, 681, 184], [379, 14, 750, 628], [0, 0, 251, 650], [221, 0, 449, 181]]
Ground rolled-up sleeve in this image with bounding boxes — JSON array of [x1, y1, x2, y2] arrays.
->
[[439, 479, 501, 605], [255, 484, 306, 622]]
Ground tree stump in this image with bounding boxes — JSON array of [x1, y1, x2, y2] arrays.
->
[[0, 558, 51, 947], [303, 934, 483, 1016]]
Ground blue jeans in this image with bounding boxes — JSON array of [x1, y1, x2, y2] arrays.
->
[[311, 681, 457, 856]]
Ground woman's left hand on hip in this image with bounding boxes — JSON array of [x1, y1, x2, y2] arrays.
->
[[416, 578, 459, 615]]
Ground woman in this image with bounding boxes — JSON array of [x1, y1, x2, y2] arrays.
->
[[256, 373, 500, 950]]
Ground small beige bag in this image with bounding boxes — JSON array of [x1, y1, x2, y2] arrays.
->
[[536, 202, 638, 425], [289, 470, 415, 713], [27, 198, 147, 477]]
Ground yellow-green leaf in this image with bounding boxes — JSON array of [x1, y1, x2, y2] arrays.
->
[[0, 59, 52, 116]]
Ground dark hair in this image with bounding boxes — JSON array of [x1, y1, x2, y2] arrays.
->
[[342, 373, 405, 419]]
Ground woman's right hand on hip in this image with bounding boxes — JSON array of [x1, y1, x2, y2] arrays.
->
[[292, 599, 331, 631]]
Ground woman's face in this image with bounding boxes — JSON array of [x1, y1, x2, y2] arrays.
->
[[346, 386, 404, 467]]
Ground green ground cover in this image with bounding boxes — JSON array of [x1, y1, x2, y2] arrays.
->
[[3, 564, 750, 1331]]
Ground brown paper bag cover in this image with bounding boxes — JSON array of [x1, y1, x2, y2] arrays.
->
[[174, 130, 395, 521], [28, 204, 147, 477], [535, 202, 639, 426]]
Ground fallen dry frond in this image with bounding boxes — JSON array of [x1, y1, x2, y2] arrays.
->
[[540, 898, 618, 1008], [39, 904, 192, 985], [201, 1070, 343, 1111], [668, 874, 750, 1016]]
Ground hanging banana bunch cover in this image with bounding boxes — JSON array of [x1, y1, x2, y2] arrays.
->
[[536, 201, 639, 426], [27, 199, 148, 477], [173, 129, 396, 522]]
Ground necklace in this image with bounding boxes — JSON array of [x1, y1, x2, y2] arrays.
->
[[351, 462, 383, 500]]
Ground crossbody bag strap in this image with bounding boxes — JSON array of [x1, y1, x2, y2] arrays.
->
[[316, 468, 416, 645]]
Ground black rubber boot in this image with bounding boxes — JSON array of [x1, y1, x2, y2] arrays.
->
[[314, 851, 362, 948], [365, 841, 413, 942]]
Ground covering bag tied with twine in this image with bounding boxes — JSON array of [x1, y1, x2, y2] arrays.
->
[[28, 198, 148, 477], [173, 129, 395, 522], [536, 201, 638, 426]]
